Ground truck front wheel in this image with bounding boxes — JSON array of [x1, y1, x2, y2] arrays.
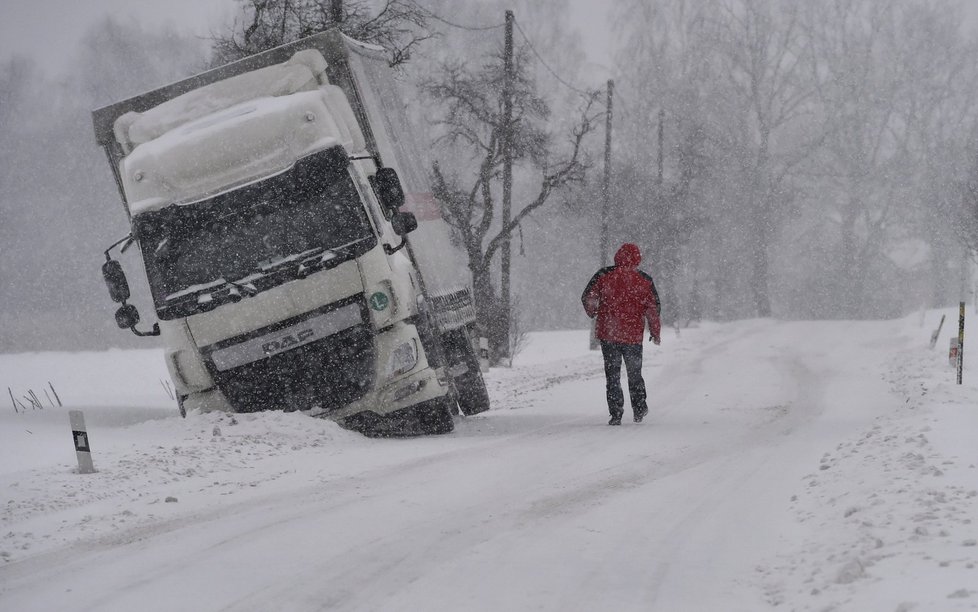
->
[[342, 396, 455, 437], [413, 397, 455, 435]]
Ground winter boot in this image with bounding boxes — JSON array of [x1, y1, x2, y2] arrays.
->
[[608, 411, 623, 426], [633, 405, 649, 423]]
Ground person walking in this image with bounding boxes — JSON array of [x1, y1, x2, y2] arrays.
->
[[581, 243, 661, 425]]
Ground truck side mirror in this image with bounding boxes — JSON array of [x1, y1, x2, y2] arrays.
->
[[374, 167, 405, 211], [391, 211, 418, 236], [115, 303, 140, 329], [102, 259, 130, 303], [114, 303, 160, 337]]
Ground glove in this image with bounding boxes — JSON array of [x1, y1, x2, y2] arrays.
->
[[650, 335, 660, 345], [584, 295, 599, 318]]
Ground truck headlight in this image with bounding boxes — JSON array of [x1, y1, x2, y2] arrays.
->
[[387, 340, 418, 378]]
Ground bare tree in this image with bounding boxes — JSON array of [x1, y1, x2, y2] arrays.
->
[[707, 0, 822, 317], [895, 3, 978, 305], [805, 0, 977, 314], [211, 0, 435, 67], [803, 0, 904, 316], [610, 0, 724, 323], [425, 52, 601, 361]]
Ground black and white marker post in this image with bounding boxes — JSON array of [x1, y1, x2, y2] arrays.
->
[[958, 302, 965, 385], [69, 410, 96, 474]]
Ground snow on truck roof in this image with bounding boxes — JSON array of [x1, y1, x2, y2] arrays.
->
[[116, 49, 368, 216], [114, 49, 328, 152]]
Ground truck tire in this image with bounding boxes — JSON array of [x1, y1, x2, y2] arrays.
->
[[342, 396, 455, 437], [414, 397, 455, 435]]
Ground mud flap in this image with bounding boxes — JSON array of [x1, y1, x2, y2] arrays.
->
[[448, 330, 490, 416]]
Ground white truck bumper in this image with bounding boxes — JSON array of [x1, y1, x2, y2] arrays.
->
[[182, 319, 449, 419]]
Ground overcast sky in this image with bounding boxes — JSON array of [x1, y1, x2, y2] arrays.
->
[[0, 0, 231, 74], [0, 0, 616, 77], [4, 1, 974, 88]]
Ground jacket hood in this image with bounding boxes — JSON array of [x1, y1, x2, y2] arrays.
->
[[614, 243, 641, 268]]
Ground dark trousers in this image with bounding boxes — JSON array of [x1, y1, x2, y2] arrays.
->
[[600, 340, 647, 417]]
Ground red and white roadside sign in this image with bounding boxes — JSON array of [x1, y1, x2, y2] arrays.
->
[[404, 192, 443, 222]]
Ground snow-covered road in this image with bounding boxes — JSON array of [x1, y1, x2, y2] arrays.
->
[[2, 316, 977, 611]]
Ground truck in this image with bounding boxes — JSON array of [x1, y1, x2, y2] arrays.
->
[[92, 31, 490, 435]]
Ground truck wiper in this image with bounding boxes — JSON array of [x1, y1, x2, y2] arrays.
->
[[246, 239, 367, 280], [210, 247, 330, 294], [164, 279, 225, 304], [297, 247, 340, 276], [189, 239, 371, 304], [162, 275, 256, 307], [296, 238, 372, 276], [225, 278, 258, 297], [249, 247, 323, 274]]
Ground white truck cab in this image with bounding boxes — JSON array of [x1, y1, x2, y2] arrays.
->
[[93, 32, 489, 435]]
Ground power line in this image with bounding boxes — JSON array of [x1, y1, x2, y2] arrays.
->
[[422, 9, 505, 32], [512, 17, 594, 99], [422, 11, 600, 102]]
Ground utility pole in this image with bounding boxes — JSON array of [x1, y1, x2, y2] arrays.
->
[[331, 0, 343, 23], [500, 10, 514, 361], [961, 246, 971, 307], [657, 108, 664, 186], [600, 79, 614, 268], [959, 301, 965, 385], [591, 79, 614, 350]]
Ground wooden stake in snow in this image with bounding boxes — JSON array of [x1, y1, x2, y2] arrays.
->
[[69, 410, 96, 474], [930, 314, 945, 349]]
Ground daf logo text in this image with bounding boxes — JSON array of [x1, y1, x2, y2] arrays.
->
[[262, 328, 315, 355]]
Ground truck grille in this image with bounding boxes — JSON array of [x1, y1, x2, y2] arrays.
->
[[203, 299, 375, 413]]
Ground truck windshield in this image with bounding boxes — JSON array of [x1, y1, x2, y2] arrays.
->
[[136, 147, 376, 319]]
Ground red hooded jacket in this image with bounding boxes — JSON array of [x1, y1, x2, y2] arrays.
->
[[581, 243, 661, 345]]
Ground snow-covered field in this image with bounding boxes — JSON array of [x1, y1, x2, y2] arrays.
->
[[2, 313, 977, 611]]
